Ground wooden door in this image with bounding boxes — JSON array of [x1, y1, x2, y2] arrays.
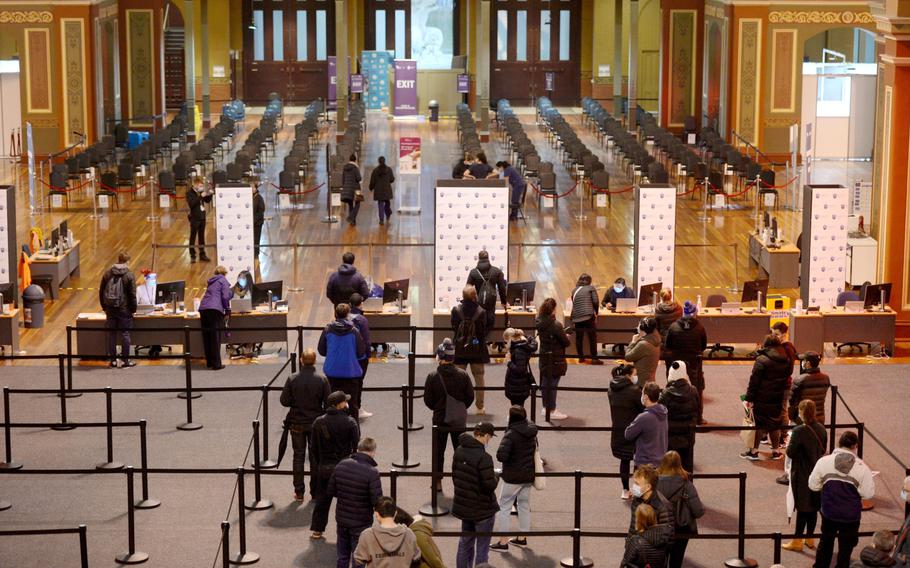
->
[[490, 0, 580, 106], [164, 28, 186, 110], [366, 0, 411, 60]]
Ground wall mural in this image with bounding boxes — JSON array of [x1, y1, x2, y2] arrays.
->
[[669, 11, 696, 127], [62, 19, 87, 147], [768, 11, 873, 25], [736, 19, 761, 144], [24, 28, 52, 114], [127, 10, 154, 125], [771, 29, 797, 113], [0, 11, 52, 24]]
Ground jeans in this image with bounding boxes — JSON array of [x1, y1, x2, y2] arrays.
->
[[667, 538, 691, 568], [456, 363, 485, 410], [574, 318, 598, 359], [814, 516, 859, 568], [378, 200, 392, 222], [189, 219, 206, 259], [309, 467, 334, 532], [432, 426, 460, 485], [456, 516, 494, 568], [200, 309, 224, 368], [495, 482, 531, 535], [336, 524, 368, 568], [328, 377, 361, 421], [795, 510, 818, 538], [540, 372, 561, 411], [290, 425, 311, 495], [106, 313, 133, 362]]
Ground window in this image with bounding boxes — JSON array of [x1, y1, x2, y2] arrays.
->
[[412, 0, 454, 69], [315, 10, 327, 60], [272, 10, 284, 61], [817, 75, 851, 117], [540, 9, 551, 61], [253, 10, 265, 61], [395, 9, 407, 59], [559, 9, 570, 61], [296, 11, 308, 61], [375, 10, 387, 51], [497, 10, 508, 60], [515, 11, 527, 61]]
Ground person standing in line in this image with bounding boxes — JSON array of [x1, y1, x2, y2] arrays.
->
[[535, 297, 571, 421], [782, 399, 828, 553], [627, 464, 675, 538], [329, 437, 383, 568], [741, 334, 791, 460], [851, 530, 898, 568], [393, 509, 446, 568], [424, 339, 475, 493], [490, 405, 538, 553], [354, 497, 422, 568], [621, 504, 669, 568], [624, 383, 669, 469], [349, 293, 373, 419], [609, 363, 644, 500], [341, 154, 363, 226], [466, 250, 508, 335], [319, 303, 367, 419], [654, 288, 683, 345], [663, 301, 708, 423], [893, 475, 910, 566], [624, 317, 661, 383], [310, 391, 360, 540], [186, 176, 212, 263], [657, 450, 706, 568], [809, 431, 876, 568], [771, 321, 798, 370], [452, 422, 499, 568], [659, 361, 700, 474], [778, 351, 830, 486], [198, 265, 233, 370], [368, 156, 395, 226], [252, 183, 266, 257], [569, 273, 601, 364], [326, 252, 371, 306], [502, 328, 537, 408], [280, 348, 332, 502], [451, 285, 490, 415], [99, 251, 138, 369]]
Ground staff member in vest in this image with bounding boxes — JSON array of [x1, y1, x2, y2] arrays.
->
[[496, 161, 527, 221], [186, 176, 212, 263], [198, 265, 233, 370], [318, 303, 367, 420]]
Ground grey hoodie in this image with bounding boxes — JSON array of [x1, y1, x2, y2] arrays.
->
[[624, 404, 669, 467], [353, 521, 421, 568]]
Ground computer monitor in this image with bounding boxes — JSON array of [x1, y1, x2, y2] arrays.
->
[[770, 218, 778, 243], [155, 281, 186, 305], [505, 281, 536, 307], [59, 220, 68, 242], [51, 228, 60, 248], [741, 279, 769, 303], [763, 211, 770, 229], [637, 282, 663, 307], [252, 281, 283, 306], [382, 279, 410, 305], [0, 282, 16, 308], [862, 283, 891, 309]]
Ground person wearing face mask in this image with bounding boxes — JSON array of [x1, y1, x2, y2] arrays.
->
[[602, 277, 635, 310], [657, 450, 705, 568], [624, 383, 669, 469], [452, 422, 499, 568], [894, 476, 910, 566], [624, 317, 661, 384], [627, 464, 675, 543], [659, 361, 700, 474], [609, 364, 644, 500], [186, 176, 212, 263], [231, 270, 253, 298]]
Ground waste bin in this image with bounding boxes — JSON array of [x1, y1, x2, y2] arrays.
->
[[428, 100, 440, 122], [22, 284, 45, 328]]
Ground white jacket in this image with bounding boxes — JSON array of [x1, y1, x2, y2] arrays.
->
[[808, 448, 874, 523]]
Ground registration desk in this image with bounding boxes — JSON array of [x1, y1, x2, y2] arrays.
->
[[748, 233, 799, 289], [0, 308, 19, 353], [75, 309, 289, 357], [362, 307, 412, 344], [790, 308, 896, 354], [432, 308, 538, 347], [30, 241, 81, 298]]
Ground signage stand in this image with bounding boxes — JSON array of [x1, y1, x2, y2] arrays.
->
[[397, 137, 422, 213]]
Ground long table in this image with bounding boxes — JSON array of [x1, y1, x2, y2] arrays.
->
[[361, 308, 412, 344], [789, 308, 896, 354], [30, 241, 81, 298], [75, 310, 289, 357], [748, 233, 799, 289], [0, 308, 19, 353], [432, 308, 538, 346]]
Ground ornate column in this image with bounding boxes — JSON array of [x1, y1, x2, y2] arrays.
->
[[335, 0, 348, 135], [200, 0, 210, 128], [628, 0, 639, 128], [477, 0, 491, 139], [613, 0, 623, 115]]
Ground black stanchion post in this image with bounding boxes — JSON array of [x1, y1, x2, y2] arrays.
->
[[79, 524, 89, 568], [66, 326, 74, 390], [857, 422, 865, 459], [390, 469, 398, 504], [402, 327, 423, 432], [115, 467, 149, 565], [0, 387, 21, 470], [97, 387, 124, 469], [177, 354, 203, 430], [51, 355, 76, 431], [560, 470, 593, 567], [296, 326, 303, 357], [135, 419, 160, 509], [905, 467, 910, 518], [530, 383, 538, 423], [57, 352, 80, 398], [773, 532, 782, 565], [829, 385, 838, 453], [290, 352, 297, 375], [231, 468, 260, 565], [222, 521, 231, 568], [177, 339, 201, 400], [724, 471, 757, 568], [258, 386, 277, 469], [393, 385, 419, 469], [246, 421, 273, 511], [418, 425, 449, 517]]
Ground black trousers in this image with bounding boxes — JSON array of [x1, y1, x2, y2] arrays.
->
[[254, 222, 263, 256], [310, 467, 334, 532], [290, 425, 312, 496], [574, 318, 597, 359], [795, 510, 818, 538], [328, 377, 361, 421], [619, 458, 632, 490], [200, 309, 224, 368], [814, 516, 860, 568], [432, 426, 460, 486], [357, 359, 369, 409], [189, 219, 206, 259], [667, 538, 690, 568], [670, 444, 695, 474]]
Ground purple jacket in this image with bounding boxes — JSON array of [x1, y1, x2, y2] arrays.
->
[[199, 274, 233, 313]]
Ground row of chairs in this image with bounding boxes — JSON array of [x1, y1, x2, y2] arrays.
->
[[494, 99, 557, 209], [328, 101, 367, 193], [278, 100, 325, 195], [158, 113, 239, 200], [218, 98, 283, 186], [698, 128, 778, 207], [455, 103, 484, 157]]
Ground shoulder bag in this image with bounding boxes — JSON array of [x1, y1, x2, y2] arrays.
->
[[439, 374, 468, 430]]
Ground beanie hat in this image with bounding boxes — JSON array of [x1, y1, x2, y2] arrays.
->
[[667, 360, 688, 382], [437, 338, 456, 362], [683, 300, 698, 317]]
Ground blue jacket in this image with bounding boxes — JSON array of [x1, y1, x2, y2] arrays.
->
[[350, 308, 371, 357], [328, 452, 383, 529], [199, 274, 232, 313], [318, 318, 366, 379]]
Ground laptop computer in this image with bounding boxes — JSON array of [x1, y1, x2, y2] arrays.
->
[[615, 298, 638, 313], [363, 297, 383, 313], [721, 302, 742, 314], [136, 304, 155, 315], [844, 300, 864, 313], [230, 298, 253, 313]]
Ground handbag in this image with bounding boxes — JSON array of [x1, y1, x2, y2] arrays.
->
[[673, 484, 693, 529], [354, 190, 365, 202], [533, 442, 546, 490], [439, 373, 467, 429], [740, 402, 756, 449]]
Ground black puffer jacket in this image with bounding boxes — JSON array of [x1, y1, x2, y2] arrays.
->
[[663, 316, 707, 390], [466, 259, 507, 312], [745, 345, 792, 429], [788, 367, 830, 423], [608, 375, 643, 460], [368, 163, 395, 201], [536, 314, 570, 377], [452, 433, 499, 522], [310, 407, 360, 470], [340, 162, 362, 201], [328, 452, 382, 529], [280, 367, 331, 427], [423, 364, 475, 426], [629, 490, 675, 537], [657, 474, 705, 533], [659, 378, 700, 450], [325, 263, 370, 306], [655, 301, 682, 343], [496, 419, 538, 485], [621, 526, 670, 568], [505, 338, 538, 401]]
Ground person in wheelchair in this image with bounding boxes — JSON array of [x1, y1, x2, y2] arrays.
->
[[228, 270, 262, 359]]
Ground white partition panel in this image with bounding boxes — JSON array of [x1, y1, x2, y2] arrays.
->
[[633, 184, 677, 293], [215, 184, 254, 283], [800, 184, 849, 308]]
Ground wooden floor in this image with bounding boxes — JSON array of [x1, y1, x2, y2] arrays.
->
[[0, 106, 881, 357]]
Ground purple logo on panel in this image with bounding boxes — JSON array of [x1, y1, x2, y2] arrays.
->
[[393, 60, 418, 116]]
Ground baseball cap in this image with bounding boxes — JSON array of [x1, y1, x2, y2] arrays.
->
[[474, 422, 497, 437], [327, 391, 351, 406]]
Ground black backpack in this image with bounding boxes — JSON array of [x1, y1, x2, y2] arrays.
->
[[474, 269, 498, 310], [453, 306, 484, 357], [103, 273, 125, 310]]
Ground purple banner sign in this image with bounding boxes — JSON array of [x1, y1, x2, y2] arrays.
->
[[327, 56, 337, 110], [457, 73, 469, 94], [350, 74, 364, 94], [393, 59, 418, 116]]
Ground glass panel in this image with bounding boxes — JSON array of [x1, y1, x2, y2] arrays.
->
[[516, 11, 527, 61], [540, 9, 551, 61], [395, 9, 406, 59], [253, 10, 265, 61], [272, 10, 284, 61], [412, 0, 454, 69], [375, 10, 386, 51], [496, 10, 508, 61], [296, 11, 308, 61], [559, 10, 570, 60], [316, 10, 327, 61]]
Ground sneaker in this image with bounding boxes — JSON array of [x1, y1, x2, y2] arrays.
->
[[489, 542, 509, 552], [776, 474, 790, 486], [549, 410, 568, 420], [475, 407, 485, 416], [109, 360, 120, 368], [770, 451, 784, 461], [310, 531, 324, 540], [121, 360, 137, 369], [509, 537, 527, 547], [620, 489, 631, 500], [358, 408, 373, 419], [760, 436, 771, 445], [740, 450, 760, 461]]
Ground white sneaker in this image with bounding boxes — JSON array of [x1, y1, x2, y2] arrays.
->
[[549, 410, 568, 420], [359, 408, 373, 419], [620, 489, 631, 500]]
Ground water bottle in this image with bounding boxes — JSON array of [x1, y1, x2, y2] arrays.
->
[[565, 298, 572, 314], [696, 294, 703, 312], [795, 298, 803, 314]]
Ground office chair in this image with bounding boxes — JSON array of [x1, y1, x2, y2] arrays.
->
[[705, 294, 735, 358], [834, 291, 871, 354]]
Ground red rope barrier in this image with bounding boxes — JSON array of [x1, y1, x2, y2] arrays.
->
[[759, 176, 799, 190], [37, 178, 92, 192], [269, 181, 325, 195], [588, 183, 634, 195], [529, 181, 578, 199]]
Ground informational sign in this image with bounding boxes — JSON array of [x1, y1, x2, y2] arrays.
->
[[350, 74, 364, 94], [633, 184, 677, 292], [393, 60, 418, 116], [434, 180, 509, 310], [544, 72, 555, 92], [800, 184, 849, 308], [26, 122, 35, 212], [159, 194, 170, 209], [212, 65, 226, 78], [851, 180, 872, 221], [399, 137, 421, 174], [327, 56, 337, 111], [215, 183, 255, 283], [457, 73, 469, 94], [598, 65, 611, 78], [51, 194, 63, 209]]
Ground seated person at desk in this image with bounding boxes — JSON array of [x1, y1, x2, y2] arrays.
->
[[601, 277, 635, 310], [231, 270, 253, 299], [135, 268, 163, 359]]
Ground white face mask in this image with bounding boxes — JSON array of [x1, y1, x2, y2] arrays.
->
[[631, 374, 639, 385], [902, 489, 908, 502], [641, 396, 648, 407], [631, 482, 644, 498]]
